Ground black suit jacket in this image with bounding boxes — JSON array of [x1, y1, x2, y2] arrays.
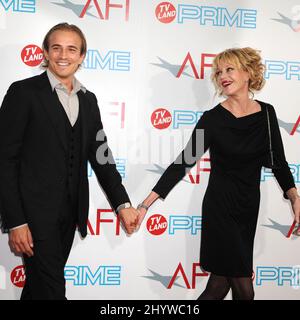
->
[[0, 72, 130, 238]]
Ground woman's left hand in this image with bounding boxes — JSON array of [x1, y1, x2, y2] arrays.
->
[[292, 196, 300, 223], [291, 196, 300, 235]]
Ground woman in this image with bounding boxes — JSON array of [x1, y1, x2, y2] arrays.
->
[[136, 47, 300, 300]]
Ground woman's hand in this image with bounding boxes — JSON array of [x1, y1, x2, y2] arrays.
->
[[136, 206, 148, 230], [135, 192, 160, 231], [291, 196, 300, 235], [292, 196, 300, 223]]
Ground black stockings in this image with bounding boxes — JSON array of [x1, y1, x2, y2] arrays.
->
[[197, 273, 254, 300]]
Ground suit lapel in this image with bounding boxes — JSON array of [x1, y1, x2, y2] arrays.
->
[[77, 90, 89, 159], [35, 72, 90, 156], [36, 72, 68, 152]]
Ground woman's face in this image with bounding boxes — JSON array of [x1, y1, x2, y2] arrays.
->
[[215, 61, 250, 97]]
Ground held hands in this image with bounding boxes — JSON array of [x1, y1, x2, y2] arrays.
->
[[9, 225, 34, 257], [118, 203, 149, 234], [118, 207, 139, 235]]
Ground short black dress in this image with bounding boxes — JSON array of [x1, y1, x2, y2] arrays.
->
[[153, 100, 295, 277]]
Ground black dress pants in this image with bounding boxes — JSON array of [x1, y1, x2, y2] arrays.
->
[[20, 196, 77, 300]]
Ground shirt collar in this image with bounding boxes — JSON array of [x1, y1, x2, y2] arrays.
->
[[46, 69, 86, 94]]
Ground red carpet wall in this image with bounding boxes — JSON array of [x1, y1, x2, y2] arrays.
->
[[0, 0, 299, 299]]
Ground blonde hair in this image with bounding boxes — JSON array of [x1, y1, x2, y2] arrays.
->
[[211, 47, 265, 96]]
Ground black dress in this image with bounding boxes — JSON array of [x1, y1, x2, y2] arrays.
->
[[152, 100, 295, 277]]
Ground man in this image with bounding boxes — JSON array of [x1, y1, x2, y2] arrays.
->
[[0, 23, 138, 300]]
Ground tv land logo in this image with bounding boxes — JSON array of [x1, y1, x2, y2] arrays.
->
[[10, 265, 26, 288], [144, 263, 208, 289], [147, 214, 201, 236], [155, 2, 176, 24], [151, 108, 203, 129], [272, 6, 300, 32], [155, 2, 257, 29], [87, 210, 202, 236], [52, 0, 130, 21], [0, 0, 35, 13], [20, 44, 131, 71], [21, 44, 43, 67], [151, 107, 300, 137], [151, 108, 172, 129], [147, 214, 167, 235]]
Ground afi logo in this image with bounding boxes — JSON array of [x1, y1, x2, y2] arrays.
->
[[168, 263, 208, 289], [291, 116, 300, 135], [87, 209, 121, 235], [272, 7, 300, 32], [103, 101, 126, 129], [11, 265, 26, 288], [21, 44, 43, 67], [155, 2, 176, 24], [186, 158, 211, 184], [152, 53, 216, 79], [81, 0, 130, 20], [177, 52, 216, 79]]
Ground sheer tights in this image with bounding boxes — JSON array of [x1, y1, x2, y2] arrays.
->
[[197, 273, 254, 300]]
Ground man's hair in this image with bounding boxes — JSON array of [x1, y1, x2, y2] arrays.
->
[[41, 22, 87, 68]]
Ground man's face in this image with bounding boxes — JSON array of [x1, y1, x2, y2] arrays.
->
[[43, 30, 85, 85]]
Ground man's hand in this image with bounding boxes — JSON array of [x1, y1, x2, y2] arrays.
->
[[118, 207, 139, 235], [9, 225, 34, 257]]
